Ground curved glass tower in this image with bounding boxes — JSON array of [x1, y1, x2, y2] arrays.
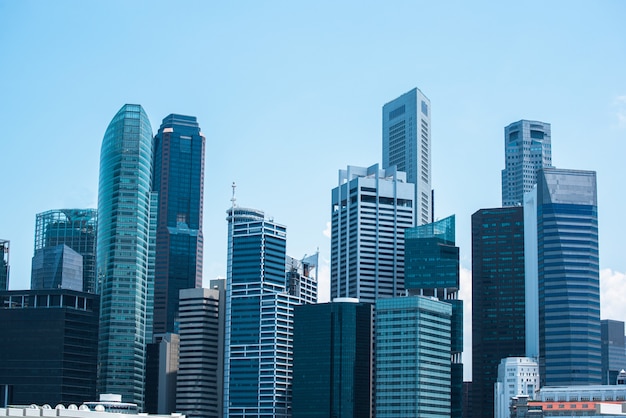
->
[[97, 104, 154, 407]]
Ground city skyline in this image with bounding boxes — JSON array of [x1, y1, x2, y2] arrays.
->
[[1, 2, 626, 382]]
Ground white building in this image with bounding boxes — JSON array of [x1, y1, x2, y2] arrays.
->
[[494, 357, 540, 418]]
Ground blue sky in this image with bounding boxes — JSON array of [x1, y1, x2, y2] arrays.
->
[[1, 1, 625, 380]]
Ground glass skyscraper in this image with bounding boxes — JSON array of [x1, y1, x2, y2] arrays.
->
[[34, 209, 97, 293], [31, 244, 83, 291], [382, 87, 432, 226], [404, 215, 463, 417], [601, 320, 626, 385], [292, 299, 373, 418], [375, 296, 452, 417], [471, 207, 526, 418], [501, 120, 552, 207], [534, 168, 601, 386], [331, 164, 414, 304], [97, 104, 155, 407], [152, 114, 205, 334]]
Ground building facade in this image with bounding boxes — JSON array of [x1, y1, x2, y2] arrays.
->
[[375, 296, 452, 417], [382, 87, 432, 225], [331, 164, 414, 304], [0, 289, 99, 406], [31, 244, 83, 291], [34, 209, 98, 293], [0, 239, 8, 290], [472, 207, 526, 418], [501, 120, 552, 207], [534, 168, 601, 386], [224, 206, 317, 418], [601, 320, 626, 385], [404, 215, 463, 417], [97, 104, 155, 407], [292, 299, 373, 418], [177, 287, 223, 418], [494, 357, 540, 418], [152, 114, 205, 335]]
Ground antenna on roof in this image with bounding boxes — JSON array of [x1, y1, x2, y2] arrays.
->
[[231, 182, 237, 208]]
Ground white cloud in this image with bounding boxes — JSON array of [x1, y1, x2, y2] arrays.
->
[[613, 95, 626, 128], [322, 221, 331, 239], [600, 268, 626, 321], [316, 255, 331, 303], [459, 266, 473, 381]]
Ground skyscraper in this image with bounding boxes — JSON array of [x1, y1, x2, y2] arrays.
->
[[533, 168, 601, 386], [97, 104, 155, 407], [292, 299, 373, 418], [403, 215, 463, 417], [224, 206, 317, 418], [34, 209, 98, 293], [501, 120, 552, 207], [0, 239, 10, 290], [382, 87, 432, 226], [471, 207, 526, 418], [601, 319, 626, 385], [331, 164, 414, 304], [31, 244, 83, 291], [494, 357, 539, 418], [375, 296, 452, 417], [152, 114, 205, 334]]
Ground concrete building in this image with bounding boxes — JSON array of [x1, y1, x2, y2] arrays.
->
[[494, 357, 540, 418]]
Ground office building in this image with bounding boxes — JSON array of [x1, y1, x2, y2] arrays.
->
[[177, 286, 223, 418], [145, 333, 179, 415], [224, 205, 317, 418], [382, 87, 432, 225], [601, 320, 626, 385], [472, 207, 526, 418], [34, 209, 98, 293], [331, 164, 414, 304], [404, 215, 463, 417], [152, 114, 205, 335], [494, 357, 540, 418], [292, 299, 373, 418], [531, 168, 601, 386], [501, 120, 552, 207], [0, 289, 99, 406], [0, 239, 9, 290], [97, 104, 155, 407], [31, 244, 83, 291], [375, 296, 452, 417]]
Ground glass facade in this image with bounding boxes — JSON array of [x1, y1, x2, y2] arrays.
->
[[31, 244, 83, 291], [34, 209, 97, 293], [471, 206, 526, 418], [382, 87, 432, 226], [501, 120, 552, 207], [536, 168, 601, 386], [152, 114, 205, 335], [292, 300, 373, 418], [97, 104, 154, 408], [376, 296, 452, 417], [601, 319, 626, 385]]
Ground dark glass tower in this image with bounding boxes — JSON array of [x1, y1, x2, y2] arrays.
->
[[404, 215, 463, 417], [31, 244, 83, 290], [34, 209, 98, 293], [152, 114, 205, 334], [97, 104, 154, 407], [471, 206, 525, 418], [601, 319, 626, 385], [292, 300, 373, 418]]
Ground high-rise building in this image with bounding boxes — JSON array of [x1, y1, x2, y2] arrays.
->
[[404, 215, 463, 417], [382, 87, 432, 226], [494, 357, 539, 418], [601, 319, 626, 385], [0, 239, 9, 290], [0, 289, 99, 406], [530, 168, 601, 386], [223, 206, 317, 418], [501, 120, 552, 207], [471, 207, 526, 418], [292, 298, 373, 418], [331, 164, 414, 304], [31, 244, 83, 291], [145, 333, 179, 415], [177, 286, 223, 418], [34, 209, 98, 293], [97, 104, 155, 407], [152, 114, 205, 335], [375, 295, 452, 417]]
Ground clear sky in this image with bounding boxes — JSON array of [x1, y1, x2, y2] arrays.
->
[[1, 1, 625, 380]]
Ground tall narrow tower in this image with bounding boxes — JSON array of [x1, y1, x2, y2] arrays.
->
[[97, 104, 154, 407], [382, 88, 432, 225], [501, 120, 552, 207], [152, 114, 205, 334]]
